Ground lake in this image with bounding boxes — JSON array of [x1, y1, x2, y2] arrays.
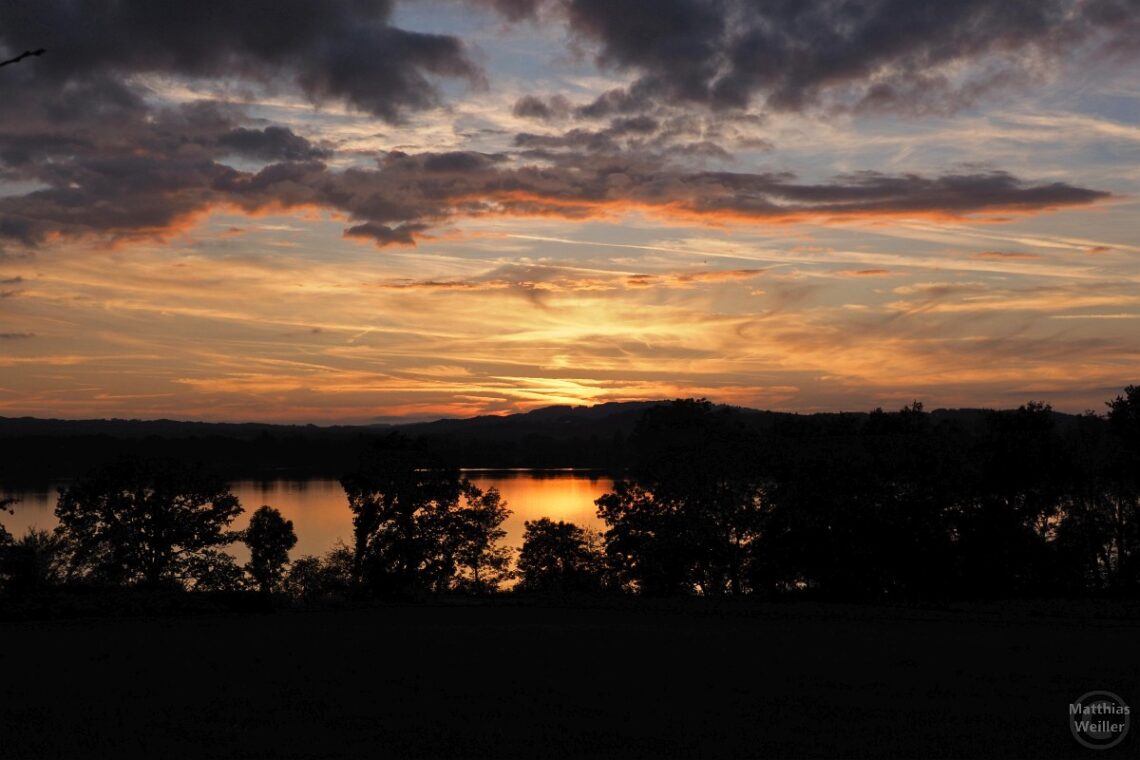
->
[[0, 471, 615, 563]]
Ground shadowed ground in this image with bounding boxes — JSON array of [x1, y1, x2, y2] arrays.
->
[[0, 599, 1135, 758]]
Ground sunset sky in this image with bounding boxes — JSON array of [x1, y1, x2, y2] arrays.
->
[[1, 0, 1138, 422]]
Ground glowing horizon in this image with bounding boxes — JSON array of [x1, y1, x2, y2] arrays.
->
[[2, 1, 1138, 423]]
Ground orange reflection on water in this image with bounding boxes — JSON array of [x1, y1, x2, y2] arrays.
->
[[3, 472, 615, 566], [466, 471, 614, 551], [233, 471, 614, 560], [230, 479, 355, 563]]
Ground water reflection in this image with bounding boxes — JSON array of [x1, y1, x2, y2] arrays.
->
[[0, 485, 56, 538], [465, 471, 612, 552], [230, 479, 351, 563], [1, 471, 614, 562]]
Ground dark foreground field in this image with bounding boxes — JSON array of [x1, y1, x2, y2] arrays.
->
[[1, 599, 1136, 759]]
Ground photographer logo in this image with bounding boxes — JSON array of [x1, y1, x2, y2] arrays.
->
[[1070, 691, 1130, 750]]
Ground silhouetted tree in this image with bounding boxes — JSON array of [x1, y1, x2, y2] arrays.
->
[[753, 400, 1065, 597], [243, 505, 298, 593], [342, 434, 510, 595], [54, 458, 243, 588], [516, 518, 605, 594], [450, 485, 513, 593], [342, 435, 461, 594], [1101, 386, 1140, 587], [751, 412, 887, 596], [1053, 411, 1116, 590], [1109, 386, 1140, 436], [0, 497, 13, 547], [0, 498, 15, 593], [597, 400, 765, 594], [596, 482, 691, 594], [944, 402, 1066, 595]]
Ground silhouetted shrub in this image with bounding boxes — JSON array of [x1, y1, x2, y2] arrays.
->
[[284, 541, 356, 603], [178, 549, 246, 592], [516, 518, 606, 595], [0, 527, 66, 595]]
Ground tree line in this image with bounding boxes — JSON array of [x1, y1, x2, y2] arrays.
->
[[3, 386, 1140, 602]]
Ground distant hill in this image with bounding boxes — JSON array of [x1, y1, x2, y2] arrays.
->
[[0, 401, 1081, 482], [398, 400, 662, 440], [0, 416, 389, 440], [0, 402, 665, 481], [0, 400, 674, 444]]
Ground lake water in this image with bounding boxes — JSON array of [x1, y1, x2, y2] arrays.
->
[[0, 471, 615, 563]]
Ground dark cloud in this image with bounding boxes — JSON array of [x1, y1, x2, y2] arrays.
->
[[0, 127, 1110, 249], [0, 0, 477, 121], [216, 127, 331, 162], [515, 128, 620, 152], [558, 0, 1140, 115], [609, 115, 659, 135], [513, 115, 726, 160], [0, 332, 34, 339], [513, 99, 767, 161], [0, 154, 232, 241], [471, 0, 546, 22], [574, 87, 648, 119], [0, 80, 324, 171], [512, 94, 573, 120], [4, 0, 1135, 130], [0, 83, 342, 241], [567, 0, 725, 105], [344, 222, 430, 246], [0, 75, 154, 166], [0, 2, 1115, 254], [683, 169, 1110, 217], [664, 140, 733, 160], [420, 151, 507, 173]]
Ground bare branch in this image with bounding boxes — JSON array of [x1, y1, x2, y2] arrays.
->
[[0, 48, 45, 68]]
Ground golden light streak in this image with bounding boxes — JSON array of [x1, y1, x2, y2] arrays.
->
[[2, 203, 1138, 421]]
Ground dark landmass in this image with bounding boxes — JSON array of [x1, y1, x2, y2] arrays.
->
[[2, 395, 1138, 758], [0, 402, 651, 481], [4, 395, 1132, 600], [0, 401, 1071, 482], [0, 597, 1133, 759]]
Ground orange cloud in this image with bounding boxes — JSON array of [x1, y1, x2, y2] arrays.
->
[[836, 268, 898, 277], [970, 250, 1042, 260]]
